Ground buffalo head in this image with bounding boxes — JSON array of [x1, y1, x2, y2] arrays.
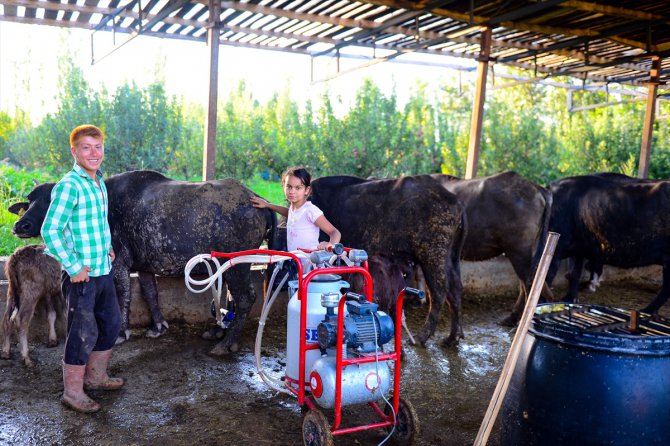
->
[[8, 183, 55, 238]]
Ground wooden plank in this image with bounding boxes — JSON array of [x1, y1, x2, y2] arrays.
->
[[474, 232, 560, 446]]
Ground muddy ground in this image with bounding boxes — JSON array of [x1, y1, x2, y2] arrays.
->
[[1, 281, 666, 446]]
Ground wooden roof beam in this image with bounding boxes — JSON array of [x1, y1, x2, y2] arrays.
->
[[497, 18, 665, 63], [562, 1, 670, 22], [486, 0, 569, 26]]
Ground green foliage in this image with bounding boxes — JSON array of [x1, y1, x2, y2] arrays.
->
[[0, 164, 56, 256], [244, 175, 285, 205]]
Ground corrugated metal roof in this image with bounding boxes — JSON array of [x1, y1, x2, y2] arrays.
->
[[1, 0, 669, 87]]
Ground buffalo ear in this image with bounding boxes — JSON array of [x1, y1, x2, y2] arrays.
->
[[8, 202, 29, 215]]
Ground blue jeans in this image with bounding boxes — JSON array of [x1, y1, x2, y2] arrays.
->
[[61, 270, 121, 365]]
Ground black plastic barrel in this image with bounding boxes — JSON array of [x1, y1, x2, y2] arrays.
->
[[501, 303, 670, 446]]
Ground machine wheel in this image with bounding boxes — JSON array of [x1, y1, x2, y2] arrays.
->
[[303, 409, 334, 446], [384, 397, 420, 445]]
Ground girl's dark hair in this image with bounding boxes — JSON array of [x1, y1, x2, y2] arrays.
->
[[282, 167, 312, 187]]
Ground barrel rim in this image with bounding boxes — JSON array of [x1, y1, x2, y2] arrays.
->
[[530, 303, 670, 356]]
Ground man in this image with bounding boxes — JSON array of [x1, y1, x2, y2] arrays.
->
[[42, 124, 123, 413]]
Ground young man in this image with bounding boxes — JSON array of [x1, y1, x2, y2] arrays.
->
[[41, 124, 123, 413]]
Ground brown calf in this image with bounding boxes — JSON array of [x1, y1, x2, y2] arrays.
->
[[1, 244, 64, 367]]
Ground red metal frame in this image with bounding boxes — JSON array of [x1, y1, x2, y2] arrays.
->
[[210, 248, 409, 437]]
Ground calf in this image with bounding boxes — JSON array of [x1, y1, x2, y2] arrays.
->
[[1, 244, 64, 367]]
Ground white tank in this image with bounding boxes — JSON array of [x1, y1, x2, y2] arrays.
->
[[309, 356, 391, 408], [285, 274, 349, 390]]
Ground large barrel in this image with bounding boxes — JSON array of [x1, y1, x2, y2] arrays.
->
[[501, 303, 670, 446]]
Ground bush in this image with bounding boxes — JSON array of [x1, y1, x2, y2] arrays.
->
[[0, 164, 56, 256]]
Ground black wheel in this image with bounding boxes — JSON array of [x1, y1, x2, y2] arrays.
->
[[384, 397, 420, 445], [303, 409, 334, 446]]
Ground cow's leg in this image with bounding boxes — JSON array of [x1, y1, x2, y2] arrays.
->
[[15, 299, 38, 367], [502, 252, 533, 326], [441, 255, 464, 348], [564, 257, 584, 303], [137, 271, 169, 338], [642, 258, 670, 313], [113, 263, 133, 344], [416, 257, 462, 348], [202, 282, 228, 341], [45, 294, 58, 348], [0, 305, 12, 360], [501, 280, 528, 327], [586, 261, 603, 293], [209, 266, 255, 356]]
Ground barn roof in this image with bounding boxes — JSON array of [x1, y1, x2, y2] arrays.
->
[[1, 0, 669, 88]]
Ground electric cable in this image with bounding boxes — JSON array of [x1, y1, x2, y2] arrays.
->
[[372, 314, 397, 446]]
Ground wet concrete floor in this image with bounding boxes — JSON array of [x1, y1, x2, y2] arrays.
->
[[0, 281, 665, 446]]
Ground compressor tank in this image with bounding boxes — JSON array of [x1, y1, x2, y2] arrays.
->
[[285, 274, 349, 390], [309, 356, 391, 409]]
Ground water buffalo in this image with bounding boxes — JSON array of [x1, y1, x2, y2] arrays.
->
[[310, 175, 466, 347], [432, 171, 553, 325], [9, 170, 276, 355], [547, 173, 670, 312], [1, 244, 64, 367]]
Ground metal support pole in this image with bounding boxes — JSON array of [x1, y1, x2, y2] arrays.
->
[[465, 26, 492, 180], [203, 0, 221, 181], [638, 56, 661, 179]]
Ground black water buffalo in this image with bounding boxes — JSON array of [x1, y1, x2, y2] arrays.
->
[[310, 175, 466, 347], [9, 170, 276, 355], [432, 171, 553, 324], [547, 173, 670, 312]]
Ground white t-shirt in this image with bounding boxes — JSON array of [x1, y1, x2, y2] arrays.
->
[[287, 201, 324, 251]]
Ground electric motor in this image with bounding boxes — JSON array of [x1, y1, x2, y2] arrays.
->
[[317, 293, 394, 354]]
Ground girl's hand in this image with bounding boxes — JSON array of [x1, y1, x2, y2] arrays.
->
[[317, 241, 332, 251], [249, 196, 268, 208]]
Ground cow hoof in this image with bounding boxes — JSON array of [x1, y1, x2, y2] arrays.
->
[[500, 315, 519, 327], [145, 321, 169, 339], [47, 339, 58, 348], [208, 342, 239, 356], [201, 326, 225, 340], [115, 330, 131, 345], [23, 357, 35, 368], [0, 351, 10, 360], [441, 337, 460, 348]]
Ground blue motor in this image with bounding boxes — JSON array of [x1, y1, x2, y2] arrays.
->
[[317, 292, 394, 354]]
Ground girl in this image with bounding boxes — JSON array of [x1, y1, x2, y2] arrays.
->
[[250, 167, 341, 252]]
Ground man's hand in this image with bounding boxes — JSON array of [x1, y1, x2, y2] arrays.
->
[[71, 266, 92, 283], [109, 249, 116, 263]]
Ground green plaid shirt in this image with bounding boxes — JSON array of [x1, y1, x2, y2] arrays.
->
[[41, 163, 113, 277]]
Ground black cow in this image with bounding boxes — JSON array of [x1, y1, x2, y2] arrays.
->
[[310, 175, 467, 347], [432, 171, 553, 325], [9, 170, 276, 355], [547, 173, 670, 312]]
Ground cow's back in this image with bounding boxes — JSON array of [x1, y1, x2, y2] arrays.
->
[[311, 175, 463, 259], [549, 175, 670, 267], [106, 171, 272, 275], [433, 171, 551, 261]]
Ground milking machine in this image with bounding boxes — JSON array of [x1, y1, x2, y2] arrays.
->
[[185, 244, 421, 445]]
